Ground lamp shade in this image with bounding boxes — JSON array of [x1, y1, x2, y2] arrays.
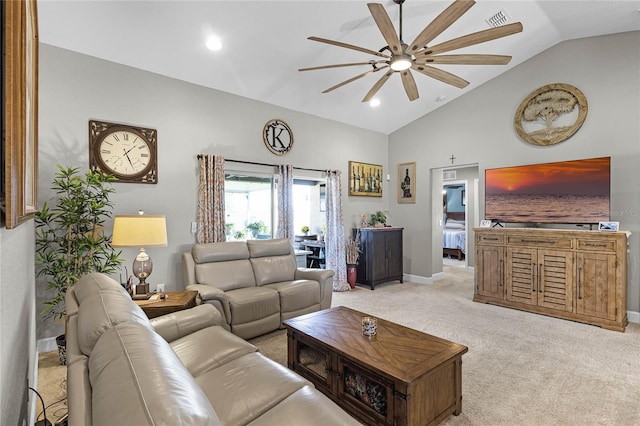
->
[[112, 215, 168, 247]]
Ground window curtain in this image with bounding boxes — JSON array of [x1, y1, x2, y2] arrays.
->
[[196, 154, 226, 243], [325, 170, 350, 292], [277, 164, 294, 245]]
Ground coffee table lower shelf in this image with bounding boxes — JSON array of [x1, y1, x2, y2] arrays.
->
[[283, 307, 468, 426]]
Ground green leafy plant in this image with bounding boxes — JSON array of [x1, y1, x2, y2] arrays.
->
[[246, 221, 267, 238], [301, 225, 310, 235], [35, 165, 124, 321], [368, 211, 387, 227]]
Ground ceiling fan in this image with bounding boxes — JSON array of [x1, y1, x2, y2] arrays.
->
[[299, 0, 523, 102]]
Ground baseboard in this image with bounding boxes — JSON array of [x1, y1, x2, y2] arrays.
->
[[404, 273, 438, 284], [628, 310, 640, 324], [37, 336, 59, 353]]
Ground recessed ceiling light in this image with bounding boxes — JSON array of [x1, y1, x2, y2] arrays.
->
[[206, 36, 222, 51], [369, 98, 381, 107]]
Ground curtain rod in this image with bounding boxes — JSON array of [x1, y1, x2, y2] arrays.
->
[[196, 155, 326, 173]]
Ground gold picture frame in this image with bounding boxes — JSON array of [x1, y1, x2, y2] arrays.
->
[[2, 0, 39, 228], [348, 161, 382, 197], [397, 162, 416, 204]]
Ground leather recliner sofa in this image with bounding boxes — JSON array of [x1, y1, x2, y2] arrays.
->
[[65, 272, 359, 426], [182, 238, 334, 339]]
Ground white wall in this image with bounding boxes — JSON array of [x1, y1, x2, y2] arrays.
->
[[37, 44, 389, 339], [388, 31, 640, 312], [0, 222, 36, 426]]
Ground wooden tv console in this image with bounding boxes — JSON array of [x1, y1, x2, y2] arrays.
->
[[473, 227, 628, 332]]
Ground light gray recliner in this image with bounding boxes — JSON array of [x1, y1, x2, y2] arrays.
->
[[182, 238, 334, 339]]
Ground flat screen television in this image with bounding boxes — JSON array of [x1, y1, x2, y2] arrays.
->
[[485, 157, 610, 224]]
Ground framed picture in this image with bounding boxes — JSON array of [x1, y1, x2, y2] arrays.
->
[[598, 221, 619, 231], [348, 161, 382, 197], [2, 0, 39, 229], [397, 162, 416, 204]]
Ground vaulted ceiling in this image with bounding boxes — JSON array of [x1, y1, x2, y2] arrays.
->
[[38, 1, 640, 134]]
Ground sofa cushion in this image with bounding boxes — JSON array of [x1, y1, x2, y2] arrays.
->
[[195, 259, 256, 291], [74, 272, 151, 356], [193, 241, 249, 263], [89, 322, 221, 426], [246, 238, 292, 258], [264, 280, 321, 313], [226, 287, 280, 325], [196, 352, 311, 426], [170, 325, 258, 377], [247, 385, 361, 426]]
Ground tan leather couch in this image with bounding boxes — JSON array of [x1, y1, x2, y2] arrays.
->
[[182, 238, 334, 339], [65, 272, 359, 426]]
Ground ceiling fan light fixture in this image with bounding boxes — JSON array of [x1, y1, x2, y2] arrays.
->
[[390, 54, 412, 71]]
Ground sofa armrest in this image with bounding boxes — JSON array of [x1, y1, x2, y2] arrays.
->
[[182, 251, 197, 287], [295, 268, 335, 310], [186, 284, 231, 323], [151, 304, 223, 343]]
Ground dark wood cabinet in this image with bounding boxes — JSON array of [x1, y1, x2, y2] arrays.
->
[[355, 227, 403, 290]]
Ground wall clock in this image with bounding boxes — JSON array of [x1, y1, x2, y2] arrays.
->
[[514, 83, 588, 146], [89, 120, 158, 183], [263, 119, 294, 156]]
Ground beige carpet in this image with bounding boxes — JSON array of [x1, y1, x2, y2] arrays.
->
[[38, 266, 640, 425], [36, 351, 68, 425]]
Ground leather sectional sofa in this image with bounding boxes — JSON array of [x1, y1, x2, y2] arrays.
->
[[65, 272, 359, 426], [182, 238, 334, 339]]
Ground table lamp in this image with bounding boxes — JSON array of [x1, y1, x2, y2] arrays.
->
[[112, 211, 168, 299]]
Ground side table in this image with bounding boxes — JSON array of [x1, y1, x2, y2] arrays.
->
[[134, 290, 198, 319]]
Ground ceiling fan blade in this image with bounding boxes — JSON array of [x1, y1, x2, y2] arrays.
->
[[322, 66, 387, 94], [417, 22, 523, 56], [407, 0, 476, 54], [308, 36, 390, 59], [400, 70, 419, 101], [411, 64, 469, 89], [417, 54, 512, 65], [362, 70, 394, 102], [299, 61, 382, 72], [368, 3, 402, 55]]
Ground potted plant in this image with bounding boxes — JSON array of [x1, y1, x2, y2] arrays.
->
[[246, 221, 267, 238], [345, 229, 361, 289], [301, 225, 310, 235], [368, 211, 387, 228], [35, 165, 124, 364]]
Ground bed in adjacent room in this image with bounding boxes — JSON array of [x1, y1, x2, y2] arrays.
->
[[443, 212, 466, 260]]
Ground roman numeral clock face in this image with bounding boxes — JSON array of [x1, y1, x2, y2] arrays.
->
[[89, 121, 158, 183]]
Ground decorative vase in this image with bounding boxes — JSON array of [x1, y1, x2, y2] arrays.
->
[[347, 264, 357, 289]]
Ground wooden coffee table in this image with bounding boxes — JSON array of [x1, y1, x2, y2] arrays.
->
[[283, 306, 468, 426], [134, 291, 198, 319]]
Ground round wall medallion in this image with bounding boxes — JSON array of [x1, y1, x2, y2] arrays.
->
[[514, 83, 588, 146], [263, 119, 294, 155]]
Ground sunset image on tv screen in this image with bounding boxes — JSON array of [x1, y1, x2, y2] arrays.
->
[[485, 157, 610, 224]]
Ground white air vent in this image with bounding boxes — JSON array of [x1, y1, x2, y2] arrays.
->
[[486, 9, 511, 28], [443, 170, 456, 181]]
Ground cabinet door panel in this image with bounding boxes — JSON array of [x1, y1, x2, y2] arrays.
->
[[476, 245, 504, 299], [371, 233, 388, 280], [537, 250, 574, 312], [386, 231, 403, 277], [577, 252, 617, 320], [506, 247, 537, 305]]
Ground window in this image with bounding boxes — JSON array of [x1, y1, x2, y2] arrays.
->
[[224, 174, 274, 240], [224, 173, 326, 241]]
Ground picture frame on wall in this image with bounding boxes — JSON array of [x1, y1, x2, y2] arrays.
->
[[2, 0, 39, 229], [397, 162, 416, 204], [348, 161, 382, 197]]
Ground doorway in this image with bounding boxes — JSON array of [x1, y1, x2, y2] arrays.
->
[[431, 164, 479, 273]]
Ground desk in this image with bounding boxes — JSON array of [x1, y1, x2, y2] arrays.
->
[[301, 240, 325, 268]]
